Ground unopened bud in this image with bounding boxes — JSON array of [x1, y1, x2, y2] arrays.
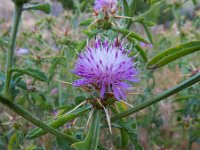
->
[[26, 79, 32, 86]]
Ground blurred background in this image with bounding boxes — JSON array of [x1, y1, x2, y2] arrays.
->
[[0, 0, 200, 150]]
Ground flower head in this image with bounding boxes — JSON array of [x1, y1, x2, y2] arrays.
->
[[73, 39, 139, 100], [94, 0, 118, 14]]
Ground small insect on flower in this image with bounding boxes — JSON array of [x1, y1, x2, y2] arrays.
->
[[94, 0, 118, 15], [73, 39, 139, 101]]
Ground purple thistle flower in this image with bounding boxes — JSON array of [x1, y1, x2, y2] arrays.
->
[[94, 0, 118, 14], [73, 39, 139, 101]]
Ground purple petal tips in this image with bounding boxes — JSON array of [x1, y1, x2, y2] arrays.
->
[[73, 39, 139, 101], [94, 0, 118, 14]]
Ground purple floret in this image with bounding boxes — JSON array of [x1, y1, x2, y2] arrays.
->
[[94, 0, 118, 13], [73, 39, 139, 100]]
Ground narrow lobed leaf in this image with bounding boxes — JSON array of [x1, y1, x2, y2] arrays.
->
[[146, 41, 200, 69], [24, 3, 51, 14], [27, 106, 91, 139], [80, 19, 94, 26], [128, 37, 148, 62], [122, 0, 130, 17], [141, 23, 154, 44], [11, 68, 48, 82], [112, 28, 149, 44], [0, 94, 79, 144], [72, 110, 102, 150]]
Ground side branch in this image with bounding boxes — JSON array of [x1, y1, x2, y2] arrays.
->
[[111, 73, 200, 121], [0, 95, 78, 143]]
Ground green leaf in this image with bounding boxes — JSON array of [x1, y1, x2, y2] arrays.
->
[[140, 20, 156, 26], [8, 133, 17, 150], [80, 1, 88, 12], [48, 57, 65, 82], [0, 94, 79, 144], [26, 106, 91, 139], [97, 20, 112, 30], [11, 68, 47, 82], [0, 72, 5, 81], [0, 37, 8, 47], [119, 118, 143, 150], [82, 29, 102, 39], [0, 72, 26, 93], [0, 95, 105, 149], [72, 110, 102, 150], [128, 37, 148, 62], [24, 3, 51, 14], [126, 0, 137, 28], [146, 41, 200, 69], [120, 130, 129, 148], [115, 101, 128, 112], [135, 144, 144, 150], [75, 96, 87, 105], [12, 73, 27, 89], [56, 137, 72, 150], [122, 0, 130, 16], [192, 0, 198, 5], [76, 40, 87, 52], [142, 23, 153, 44], [112, 28, 149, 44], [58, 37, 76, 46], [79, 19, 94, 26], [111, 72, 200, 121], [133, 2, 161, 22]]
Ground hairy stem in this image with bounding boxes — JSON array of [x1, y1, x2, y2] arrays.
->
[[111, 73, 200, 121], [4, 4, 23, 96]]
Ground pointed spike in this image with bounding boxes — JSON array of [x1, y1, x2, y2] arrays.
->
[[85, 108, 94, 132], [103, 106, 112, 134], [65, 101, 87, 116]]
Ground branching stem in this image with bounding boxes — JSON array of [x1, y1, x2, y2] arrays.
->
[[4, 4, 23, 97]]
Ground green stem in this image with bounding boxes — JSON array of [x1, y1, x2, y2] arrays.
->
[[188, 140, 192, 150], [72, 109, 102, 150], [65, 50, 76, 100], [0, 94, 79, 144], [4, 4, 23, 96], [0, 95, 106, 149], [126, 0, 137, 29], [111, 73, 200, 122]]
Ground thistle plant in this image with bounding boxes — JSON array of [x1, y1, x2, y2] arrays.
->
[[73, 39, 139, 100], [0, 0, 200, 150]]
